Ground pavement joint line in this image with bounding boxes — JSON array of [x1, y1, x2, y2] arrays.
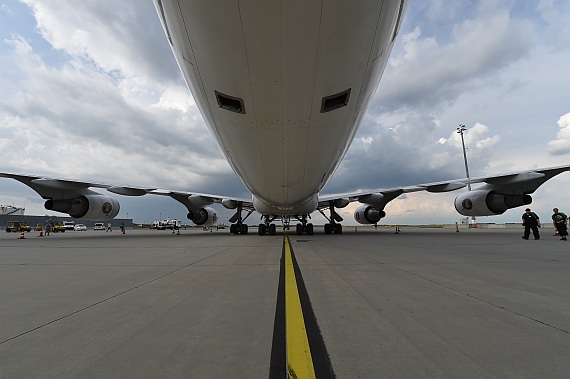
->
[[311, 240, 570, 336], [361, 253, 570, 335], [0, 246, 234, 346]]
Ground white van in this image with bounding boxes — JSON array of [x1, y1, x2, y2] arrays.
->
[[94, 223, 105, 231], [63, 221, 75, 230]]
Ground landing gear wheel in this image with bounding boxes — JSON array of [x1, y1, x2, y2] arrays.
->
[[241, 224, 249, 235], [230, 224, 237, 234], [258, 224, 266, 236], [296, 223, 303, 235], [324, 223, 332, 234], [306, 223, 314, 235], [269, 224, 276, 235], [334, 223, 342, 234]]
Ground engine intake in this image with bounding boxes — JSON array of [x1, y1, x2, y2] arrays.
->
[[455, 190, 532, 216], [45, 195, 120, 219], [187, 207, 218, 225], [354, 205, 386, 225]]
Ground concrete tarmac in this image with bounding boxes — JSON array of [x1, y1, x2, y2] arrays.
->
[[1, 227, 569, 378]]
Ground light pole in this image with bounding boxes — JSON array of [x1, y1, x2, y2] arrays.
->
[[457, 124, 476, 227], [456, 124, 471, 191]]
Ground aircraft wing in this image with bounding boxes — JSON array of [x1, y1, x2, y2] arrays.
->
[[0, 172, 253, 222], [317, 165, 570, 223]]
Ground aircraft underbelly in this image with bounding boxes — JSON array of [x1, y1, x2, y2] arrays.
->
[[156, 0, 404, 212]]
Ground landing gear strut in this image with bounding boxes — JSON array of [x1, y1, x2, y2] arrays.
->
[[320, 202, 343, 234], [229, 202, 253, 235], [258, 215, 277, 235], [295, 215, 313, 235]]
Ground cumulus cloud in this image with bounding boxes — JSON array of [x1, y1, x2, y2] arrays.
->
[[20, 0, 180, 84], [377, 15, 533, 112], [547, 113, 570, 155], [0, 4, 242, 197]]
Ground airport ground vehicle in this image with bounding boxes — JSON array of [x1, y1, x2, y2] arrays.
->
[[51, 221, 66, 233], [5, 221, 31, 233], [152, 219, 181, 230], [94, 223, 105, 231], [74, 224, 87, 231], [34, 224, 42, 231], [63, 221, 75, 230]]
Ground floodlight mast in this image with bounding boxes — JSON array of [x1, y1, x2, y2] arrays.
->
[[457, 124, 476, 227], [456, 124, 471, 191]]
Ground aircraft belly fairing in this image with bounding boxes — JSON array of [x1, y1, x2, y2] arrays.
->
[[159, 0, 400, 210]]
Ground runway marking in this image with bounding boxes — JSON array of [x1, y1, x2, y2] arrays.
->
[[270, 236, 335, 379]]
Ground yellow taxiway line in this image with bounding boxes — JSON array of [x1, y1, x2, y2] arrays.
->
[[284, 236, 316, 379]]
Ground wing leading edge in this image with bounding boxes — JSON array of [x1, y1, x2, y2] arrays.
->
[[0, 172, 252, 225], [317, 165, 570, 228]]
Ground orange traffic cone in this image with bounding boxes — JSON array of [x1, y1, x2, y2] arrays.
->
[[19, 231, 25, 239], [38, 230, 44, 237], [554, 229, 559, 236]]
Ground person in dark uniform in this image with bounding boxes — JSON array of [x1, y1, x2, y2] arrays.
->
[[522, 208, 541, 240], [551, 208, 568, 241]]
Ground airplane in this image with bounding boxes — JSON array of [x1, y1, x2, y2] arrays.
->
[[1, 0, 569, 236]]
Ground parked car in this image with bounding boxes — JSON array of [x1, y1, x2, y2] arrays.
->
[[74, 224, 87, 231], [94, 223, 105, 231], [5, 221, 31, 233], [63, 221, 75, 230]]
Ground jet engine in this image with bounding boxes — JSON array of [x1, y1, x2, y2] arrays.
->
[[187, 207, 218, 225], [45, 195, 120, 219], [354, 205, 386, 224], [454, 190, 532, 216]]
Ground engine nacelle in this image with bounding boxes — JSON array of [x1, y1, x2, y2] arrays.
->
[[454, 190, 532, 216], [45, 195, 120, 219], [187, 207, 218, 225], [354, 205, 386, 225]]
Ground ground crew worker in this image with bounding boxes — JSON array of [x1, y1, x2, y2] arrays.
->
[[522, 208, 540, 240], [551, 208, 568, 241], [44, 218, 53, 236]]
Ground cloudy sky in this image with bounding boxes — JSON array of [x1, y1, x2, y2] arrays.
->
[[1, 0, 569, 225]]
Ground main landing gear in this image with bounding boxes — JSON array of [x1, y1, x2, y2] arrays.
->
[[229, 202, 253, 235], [295, 215, 314, 235], [230, 223, 248, 235], [258, 215, 277, 235], [319, 202, 343, 234]]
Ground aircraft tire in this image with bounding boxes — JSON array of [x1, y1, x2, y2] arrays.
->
[[334, 224, 342, 234]]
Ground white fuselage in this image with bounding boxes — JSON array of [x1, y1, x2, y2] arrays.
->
[[155, 0, 406, 215]]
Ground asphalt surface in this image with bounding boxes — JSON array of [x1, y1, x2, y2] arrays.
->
[[1, 227, 569, 378]]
